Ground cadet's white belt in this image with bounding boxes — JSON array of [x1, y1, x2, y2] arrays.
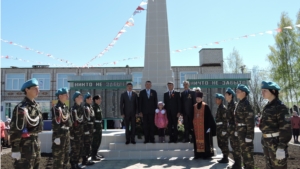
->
[[84, 131, 90, 135], [61, 126, 69, 130], [263, 132, 279, 138], [216, 122, 223, 125], [237, 123, 246, 126], [88, 122, 93, 124], [94, 120, 102, 123]]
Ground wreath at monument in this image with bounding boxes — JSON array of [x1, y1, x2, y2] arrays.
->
[[135, 116, 144, 139]]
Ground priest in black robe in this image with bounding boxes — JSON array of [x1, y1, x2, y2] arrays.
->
[[192, 91, 216, 159]]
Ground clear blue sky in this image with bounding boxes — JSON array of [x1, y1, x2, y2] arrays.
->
[[1, 0, 299, 70]]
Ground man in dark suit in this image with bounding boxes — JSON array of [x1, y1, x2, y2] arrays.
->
[[164, 81, 181, 143], [120, 83, 139, 144], [181, 81, 196, 143], [139, 81, 158, 144]]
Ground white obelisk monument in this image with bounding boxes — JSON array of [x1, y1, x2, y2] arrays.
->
[[142, 0, 174, 101]]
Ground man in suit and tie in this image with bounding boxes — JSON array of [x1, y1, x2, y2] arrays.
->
[[164, 81, 181, 143], [181, 81, 196, 143], [139, 81, 158, 144], [120, 82, 139, 145]]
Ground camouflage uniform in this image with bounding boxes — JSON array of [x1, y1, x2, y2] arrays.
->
[[235, 97, 255, 169], [82, 103, 95, 158], [91, 103, 103, 157], [216, 103, 229, 157], [227, 100, 241, 166], [51, 100, 72, 169], [259, 98, 292, 169], [70, 103, 85, 166], [9, 97, 43, 169]]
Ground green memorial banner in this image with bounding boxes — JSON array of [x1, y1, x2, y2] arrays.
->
[[69, 80, 131, 89], [188, 79, 248, 88]]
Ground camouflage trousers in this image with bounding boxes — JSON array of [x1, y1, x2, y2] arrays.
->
[[70, 132, 83, 164], [14, 135, 40, 169], [228, 125, 241, 160], [52, 131, 70, 169], [261, 137, 288, 169], [82, 132, 93, 157], [91, 126, 102, 156], [237, 127, 254, 169], [216, 126, 229, 156]]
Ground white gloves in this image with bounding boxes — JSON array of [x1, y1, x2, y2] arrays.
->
[[245, 138, 252, 142], [222, 132, 226, 136], [234, 132, 238, 136], [11, 152, 21, 160], [206, 128, 210, 133], [276, 148, 285, 160], [54, 138, 61, 145]]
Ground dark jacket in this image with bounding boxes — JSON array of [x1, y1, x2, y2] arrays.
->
[[163, 90, 181, 116], [120, 91, 139, 116], [139, 89, 158, 114], [181, 89, 196, 116]]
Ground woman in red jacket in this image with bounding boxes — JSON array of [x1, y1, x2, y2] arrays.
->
[[291, 111, 300, 143]]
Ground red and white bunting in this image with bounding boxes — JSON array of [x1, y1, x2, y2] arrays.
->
[[1, 39, 78, 66], [172, 25, 300, 53], [83, 0, 147, 67]]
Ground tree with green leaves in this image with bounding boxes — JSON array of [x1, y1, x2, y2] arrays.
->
[[224, 47, 246, 73], [267, 11, 300, 107]]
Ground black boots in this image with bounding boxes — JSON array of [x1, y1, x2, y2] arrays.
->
[[227, 158, 242, 169], [82, 156, 95, 166], [217, 155, 229, 163], [70, 163, 82, 169]]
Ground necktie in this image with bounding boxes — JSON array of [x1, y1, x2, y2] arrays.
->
[[186, 90, 188, 95], [129, 92, 131, 100], [147, 90, 150, 98]]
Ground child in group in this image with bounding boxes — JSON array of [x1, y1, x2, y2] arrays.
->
[[155, 101, 168, 143]]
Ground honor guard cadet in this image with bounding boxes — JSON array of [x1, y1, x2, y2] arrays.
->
[[82, 92, 95, 166], [225, 88, 241, 169], [9, 78, 43, 169], [215, 93, 229, 163], [91, 95, 103, 161], [51, 87, 72, 169], [70, 91, 85, 169], [260, 81, 292, 169], [235, 84, 255, 169]]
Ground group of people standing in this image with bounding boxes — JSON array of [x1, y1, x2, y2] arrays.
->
[[9, 78, 104, 169], [7, 77, 293, 169]]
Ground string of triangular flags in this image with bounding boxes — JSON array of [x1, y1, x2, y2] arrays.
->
[[172, 25, 300, 53], [83, 0, 148, 67], [1, 55, 143, 68], [1, 55, 67, 67], [1, 39, 78, 66]]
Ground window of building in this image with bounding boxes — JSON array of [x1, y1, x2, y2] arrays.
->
[[106, 72, 126, 75], [57, 73, 75, 89], [131, 72, 143, 89], [179, 71, 198, 88], [32, 73, 50, 90], [5, 73, 25, 90], [81, 73, 101, 76], [4, 101, 50, 119]]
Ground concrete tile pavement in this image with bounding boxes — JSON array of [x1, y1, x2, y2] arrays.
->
[[85, 158, 233, 169]]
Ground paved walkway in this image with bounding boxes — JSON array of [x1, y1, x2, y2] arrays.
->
[[85, 158, 233, 169]]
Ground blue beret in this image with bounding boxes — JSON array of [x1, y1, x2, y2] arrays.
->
[[261, 81, 280, 90], [215, 93, 225, 100], [84, 92, 91, 101], [226, 87, 236, 97], [237, 84, 250, 94], [72, 91, 81, 101], [55, 87, 68, 97], [21, 78, 39, 92]]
